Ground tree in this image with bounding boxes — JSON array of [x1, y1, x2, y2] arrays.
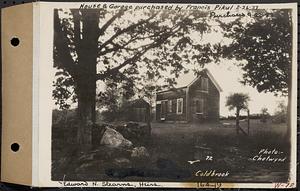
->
[[220, 10, 293, 136], [53, 8, 222, 146], [272, 101, 287, 124], [260, 107, 270, 123], [97, 80, 134, 122], [226, 93, 250, 134], [276, 101, 288, 115]]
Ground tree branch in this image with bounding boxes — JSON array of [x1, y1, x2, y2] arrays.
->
[[99, 33, 165, 56], [96, 26, 182, 81], [99, 14, 157, 51], [98, 10, 125, 37], [54, 9, 77, 78]]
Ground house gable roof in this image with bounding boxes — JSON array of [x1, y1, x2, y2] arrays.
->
[[187, 68, 222, 92], [129, 98, 150, 107], [156, 86, 187, 94], [156, 68, 222, 94]]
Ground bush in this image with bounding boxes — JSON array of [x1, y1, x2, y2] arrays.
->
[[52, 109, 78, 145], [272, 112, 287, 123], [272, 101, 287, 124], [100, 109, 128, 122], [52, 109, 77, 127], [113, 122, 150, 145]]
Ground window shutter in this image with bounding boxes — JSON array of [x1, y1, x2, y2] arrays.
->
[[172, 99, 176, 112], [195, 100, 199, 113], [168, 100, 172, 113], [177, 98, 183, 114], [200, 99, 204, 113]]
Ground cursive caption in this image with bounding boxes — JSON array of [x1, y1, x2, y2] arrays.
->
[[274, 182, 296, 189], [58, 179, 161, 187], [195, 169, 230, 177], [251, 148, 287, 163], [79, 3, 260, 13], [197, 182, 222, 188], [58, 179, 225, 188], [78, 3, 273, 20]]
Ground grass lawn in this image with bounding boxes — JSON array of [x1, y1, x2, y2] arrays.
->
[[52, 119, 290, 182], [148, 120, 289, 182]]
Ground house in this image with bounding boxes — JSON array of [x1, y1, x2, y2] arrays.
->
[[155, 69, 222, 123], [127, 98, 150, 123]]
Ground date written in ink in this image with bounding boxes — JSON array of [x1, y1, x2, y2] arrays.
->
[[197, 182, 222, 188]]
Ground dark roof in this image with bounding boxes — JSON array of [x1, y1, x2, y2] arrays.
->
[[129, 98, 150, 107], [156, 86, 187, 94], [156, 69, 222, 94]]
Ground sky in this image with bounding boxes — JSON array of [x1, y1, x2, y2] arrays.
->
[[175, 60, 287, 116]]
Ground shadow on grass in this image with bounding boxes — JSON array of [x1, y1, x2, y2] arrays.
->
[[52, 122, 290, 183]]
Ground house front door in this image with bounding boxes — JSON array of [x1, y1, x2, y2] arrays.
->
[[161, 101, 167, 120], [156, 103, 161, 121]]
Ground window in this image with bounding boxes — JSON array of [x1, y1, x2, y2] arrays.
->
[[177, 98, 183, 114], [201, 77, 209, 91], [195, 99, 204, 114], [168, 100, 172, 113]]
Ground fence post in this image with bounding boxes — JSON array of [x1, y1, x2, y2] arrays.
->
[[247, 109, 250, 135]]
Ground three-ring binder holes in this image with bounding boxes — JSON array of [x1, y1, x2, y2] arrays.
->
[[10, 37, 20, 47], [11, 143, 20, 152]]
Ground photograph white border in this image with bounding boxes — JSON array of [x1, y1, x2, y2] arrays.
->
[[35, 2, 298, 188]]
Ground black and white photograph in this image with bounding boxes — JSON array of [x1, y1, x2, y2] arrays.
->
[[49, 2, 297, 187]]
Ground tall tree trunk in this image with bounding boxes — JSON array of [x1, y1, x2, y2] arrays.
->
[[236, 108, 240, 135], [76, 77, 96, 146], [76, 10, 99, 147]]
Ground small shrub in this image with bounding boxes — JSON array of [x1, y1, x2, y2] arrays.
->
[[272, 101, 287, 124], [272, 113, 287, 123], [260, 107, 270, 123], [52, 109, 78, 146]]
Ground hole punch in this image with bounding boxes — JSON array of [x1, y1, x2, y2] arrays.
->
[[10, 37, 20, 47], [11, 143, 20, 152]]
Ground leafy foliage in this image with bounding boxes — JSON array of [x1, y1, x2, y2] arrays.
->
[[53, 9, 224, 110], [226, 93, 250, 112], [52, 70, 77, 110], [220, 10, 292, 96], [272, 101, 287, 123], [226, 93, 250, 134], [261, 107, 270, 116], [260, 107, 270, 123], [97, 80, 134, 111]]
